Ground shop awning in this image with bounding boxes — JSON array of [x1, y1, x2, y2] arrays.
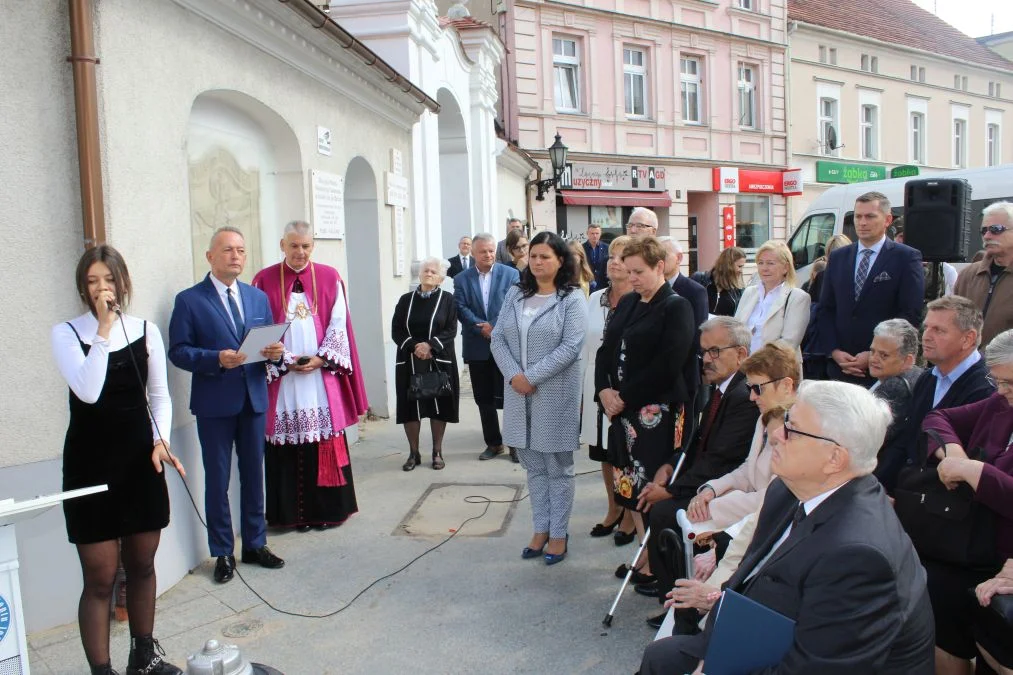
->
[[560, 190, 672, 208]]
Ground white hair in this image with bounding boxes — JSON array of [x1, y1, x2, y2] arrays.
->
[[795, 380, 892, 475], [209, 226, 244, 251], [284, 220, 313, 237], [873, 319, 920, 358], [701, 316, 751, 350], [419, 256, 450, 277], [656, 236, 684, 254], [982, 201, 1013, 224], [472, 232, 496, 246], [985, 328, 1013, 369], [629, 207, 658, 229], [458, 235, 472, 243]]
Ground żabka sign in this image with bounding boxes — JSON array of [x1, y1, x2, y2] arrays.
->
[[712, 167, 803, 196]]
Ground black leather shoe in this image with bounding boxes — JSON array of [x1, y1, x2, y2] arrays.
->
[[241, 545, 285, 569], [646, 612, 667, 629], [634, 580, 660, 597], [296, 524, 312, 533], [614, 529, 636, 546], [213, 555, 235, 583]]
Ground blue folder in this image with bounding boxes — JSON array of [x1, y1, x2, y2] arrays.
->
[[702, 590, 796, 675]]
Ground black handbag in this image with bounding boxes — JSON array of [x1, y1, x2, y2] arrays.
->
[[407, 358, 452, 402], [893, 429, 998, 569]]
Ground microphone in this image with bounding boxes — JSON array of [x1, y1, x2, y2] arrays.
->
[[106, 299, 122, 315]]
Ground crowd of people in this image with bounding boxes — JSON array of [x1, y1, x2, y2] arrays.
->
[[52, 193, 1013, 674]]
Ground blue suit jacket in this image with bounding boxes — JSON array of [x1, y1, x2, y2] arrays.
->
[[453, 263, 520, 361], [583, 240, 609, 290], [814, 240, 924, 377], [168, 274, 274, 418]]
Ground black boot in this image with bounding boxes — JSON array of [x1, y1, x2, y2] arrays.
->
[[126, 635, 182, 675], [91, 665, 120, 675]]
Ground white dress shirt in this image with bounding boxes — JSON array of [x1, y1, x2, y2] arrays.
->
[[209, 274, 245, 329], [746, 283, 784, 354], [460, 255, 470, 271], [854, 235, 887, 284], [51, 313, 172, 445], [478, 267, 494, 315]]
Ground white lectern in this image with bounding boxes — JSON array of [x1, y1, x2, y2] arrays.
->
[[0, 486, 106, 674]]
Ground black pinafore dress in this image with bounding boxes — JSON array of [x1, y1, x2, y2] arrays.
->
[[62, 322, 170, 544]]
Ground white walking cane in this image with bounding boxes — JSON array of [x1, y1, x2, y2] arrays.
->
[[602, 452, 687, 628]]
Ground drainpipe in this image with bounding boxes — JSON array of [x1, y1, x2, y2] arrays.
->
[[68, 0, 106, 248]]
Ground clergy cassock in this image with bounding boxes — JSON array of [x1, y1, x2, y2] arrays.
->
[[392, 287, 460, 424], [252, 261, 368, 529]]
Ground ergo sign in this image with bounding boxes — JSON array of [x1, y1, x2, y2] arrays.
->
[[712, 167, 803, 196]]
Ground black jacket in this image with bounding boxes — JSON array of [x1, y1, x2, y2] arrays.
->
[[669, 371, 758, 496], [594, 283, 695, 412], [671, 274, 708, 394]]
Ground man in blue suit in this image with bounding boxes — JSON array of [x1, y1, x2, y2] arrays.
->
[[168, 226, 286, 583], [582, 224, 609, 291], [815, 192, 924, 386], [454, 232, 521, 461]]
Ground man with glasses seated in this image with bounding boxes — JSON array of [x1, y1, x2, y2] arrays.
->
[[626, 207, 659, 237], [639, 380, 935, 675], [955, 201, 1013, 349]]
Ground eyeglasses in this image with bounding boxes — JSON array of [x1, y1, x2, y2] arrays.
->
[[981, 224, 1010, 237], [986, 374, 1013, 390], [701, 345, 740, 360], [783, 410, 841, 447], [746, 376, 787, 396], [627, 222, 656, 231]]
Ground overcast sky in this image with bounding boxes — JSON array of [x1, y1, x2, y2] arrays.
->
[[910, 0, 1013, 38]]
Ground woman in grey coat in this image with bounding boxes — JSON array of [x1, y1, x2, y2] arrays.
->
[[491, 232, 588, 565]]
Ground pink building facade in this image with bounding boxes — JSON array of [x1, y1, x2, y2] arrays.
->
[[503, 0, 792, 271]]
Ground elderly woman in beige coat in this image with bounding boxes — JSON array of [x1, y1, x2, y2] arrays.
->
[[684, 341, 800, 534], [734, 241, 811, 354]]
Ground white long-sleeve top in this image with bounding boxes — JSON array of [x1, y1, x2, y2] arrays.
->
[[51, 312, 172, 446]]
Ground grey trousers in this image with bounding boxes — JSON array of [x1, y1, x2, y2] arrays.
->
[[516, 447, 575, 539]]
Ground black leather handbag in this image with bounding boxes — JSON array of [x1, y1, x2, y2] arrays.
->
[[893, 429, 998, 569], [407, 359, 452, 402]]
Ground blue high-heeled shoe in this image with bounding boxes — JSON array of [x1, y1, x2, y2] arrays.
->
[[544, 535, 568, 565], [521, 544, 544, 559]]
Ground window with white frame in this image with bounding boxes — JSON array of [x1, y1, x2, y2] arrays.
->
[[918, 67, 926, 82], [738, 0, 753, 9], [989, 81, 1002, 99], [871, 56, 878, 73], [680, 56, 702, 123], [861, 104, 878, 160], [953, 118, 967, 168], [818, 45, 827, 63], [737, 63, 757, 129], [623, 47, 648, 117], [861, 54, 871, 72], [819, 97, 839, 156], [552, 37, 581, 113], [953, 74, 968, 91], [988, 123, 1001, 166], [829, 48, 837, 65], [910, 65, 918, 81], [910, 112, 925, 164]]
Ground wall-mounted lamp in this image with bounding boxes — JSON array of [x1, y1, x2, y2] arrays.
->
[[528, 133, 568, 201]]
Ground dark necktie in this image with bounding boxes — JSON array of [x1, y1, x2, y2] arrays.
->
[[227, 288, 246, 337], [791, 502, 806, 530], [698, 388, 723, 452], [463, 256, 469, 270], [855, 249, 873, 299]]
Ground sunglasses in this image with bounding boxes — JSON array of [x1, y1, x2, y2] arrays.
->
[[746, 376, 787, 396], [783, 410, 841, 447], [981, 224, 1010, 237]]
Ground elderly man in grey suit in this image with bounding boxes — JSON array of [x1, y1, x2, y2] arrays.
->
[[640, 380, 934, 674], [491, 231, 588, 563], [454, 232, 521, 461]]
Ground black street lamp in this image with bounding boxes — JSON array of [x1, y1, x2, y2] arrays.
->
[[530, 133, 568, 201]]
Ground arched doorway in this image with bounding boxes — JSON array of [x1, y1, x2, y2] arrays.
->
[[344, 157, 388, 417], [186, 90, 302, 281], [437, 88, 473, 255]]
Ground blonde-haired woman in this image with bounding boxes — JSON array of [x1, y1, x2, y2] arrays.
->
[[807, 233, 851, 302], [569, 240, 595, 297], [734, 241, 811, 353]]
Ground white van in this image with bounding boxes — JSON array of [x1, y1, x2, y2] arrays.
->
[[786, 164, 1013, 280]]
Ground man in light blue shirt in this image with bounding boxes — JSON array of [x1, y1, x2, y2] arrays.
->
[[922, 298, 983, 407]]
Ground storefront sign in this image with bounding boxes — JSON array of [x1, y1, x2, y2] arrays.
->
[[712, 167, 803, 195], [722, 206, 736, 249], [559, 163, 667, 191], [891, 165, 920, 178], [815, 161, 887, 184]]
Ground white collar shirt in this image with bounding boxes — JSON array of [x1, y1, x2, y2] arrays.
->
[[478, 266, 494, 315], [746, 282, 784, 353], [854, 235, 887, 283], [209, 274, 244, 329], [932, 349, 981, 407]]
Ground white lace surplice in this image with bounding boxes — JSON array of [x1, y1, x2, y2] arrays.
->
[[271, 281, 351, 445]]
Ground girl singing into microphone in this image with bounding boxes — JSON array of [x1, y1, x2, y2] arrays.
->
[[51, 245, 184, 675]]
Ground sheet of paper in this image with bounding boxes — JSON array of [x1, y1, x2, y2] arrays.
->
[[238, 322, 291, 363]]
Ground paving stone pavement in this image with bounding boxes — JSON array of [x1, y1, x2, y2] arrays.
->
[[27, 399, 664, 674]]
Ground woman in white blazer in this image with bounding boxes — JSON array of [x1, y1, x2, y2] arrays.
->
[[734, 240, 811, 354]]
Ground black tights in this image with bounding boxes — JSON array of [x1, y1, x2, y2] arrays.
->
[[76, 531, 161, 667], [403, 419, 447, 455]]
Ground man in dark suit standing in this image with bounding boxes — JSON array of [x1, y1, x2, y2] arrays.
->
[[168, 227, 286, 583], [875, 295, 994, 492], [446, 235, 472, 279], [640, 380, 935, 675], [453, 233, 521, 461], [582, 224, 609, 290], [637, 317, 759, 618], [815, 192, 924, 385]]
